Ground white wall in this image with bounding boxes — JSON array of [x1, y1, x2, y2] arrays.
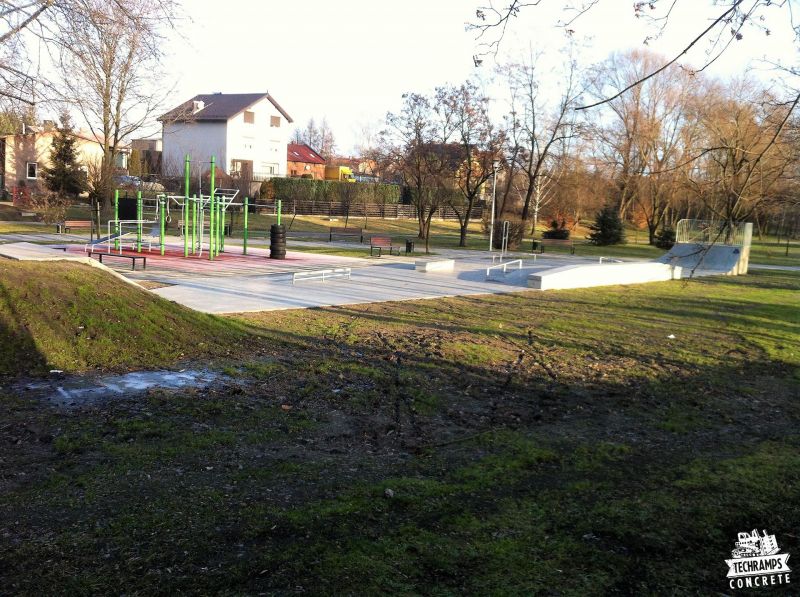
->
[[528, 262, 683, 290], [225, 96, 289, 177], [161, 121, 227, 177]]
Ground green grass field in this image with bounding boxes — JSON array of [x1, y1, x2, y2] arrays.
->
[[0, 261, 798, 594]]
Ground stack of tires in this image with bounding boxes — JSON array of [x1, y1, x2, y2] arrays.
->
[[270, 224, 286, 259]]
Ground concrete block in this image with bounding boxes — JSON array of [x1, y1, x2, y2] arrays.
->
[[415, 259, 455, 272], [528, 262, 682, 290]]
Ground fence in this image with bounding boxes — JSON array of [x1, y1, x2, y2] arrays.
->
[[271, 199, 483, 221], [675, 219, 752, 247]]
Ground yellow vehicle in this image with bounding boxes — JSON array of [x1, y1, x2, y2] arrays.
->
[[324, 165, 356, 182]]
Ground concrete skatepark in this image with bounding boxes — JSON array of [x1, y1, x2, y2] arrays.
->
[[0, 220, 757, 314]]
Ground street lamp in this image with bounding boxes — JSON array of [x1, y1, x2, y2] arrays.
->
[[488, 160, 500, 252]]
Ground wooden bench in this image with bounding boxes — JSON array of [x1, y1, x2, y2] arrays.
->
[[535, 238, 575, 255], [92, 252, 147, 271], [58, 220, 95, 234], [329, 226, 363, 243], [369, 235, 400, 257]]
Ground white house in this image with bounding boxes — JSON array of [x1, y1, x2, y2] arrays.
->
[[159, 92, 293, 179]]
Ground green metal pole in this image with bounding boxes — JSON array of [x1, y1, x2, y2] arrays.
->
[[136, 191, 142, 253], [209, 156, 215, 261], [113, 189, 119, 251], [160, 197, 166, 256], [184, 154, 191, 198], [277, 199, 282, 226], [243, 196, 249, 255], [219, 201, 225, 253]]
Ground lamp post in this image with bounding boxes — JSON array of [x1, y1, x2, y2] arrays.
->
[[488, 160, 500, 251]]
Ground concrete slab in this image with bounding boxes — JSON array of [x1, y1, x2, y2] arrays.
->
[[0, 241, 85, 261], [655, 242, 743, 274], [152, 257, 551, 313], [528, 262, 682, 290], [415, 258, 455, 272]]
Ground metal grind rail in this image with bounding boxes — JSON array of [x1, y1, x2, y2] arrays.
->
[[486, 259, 524, 278], [292, 267, 352, 284]]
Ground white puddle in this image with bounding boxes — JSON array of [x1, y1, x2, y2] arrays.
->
[[19, 369, 220, 407]]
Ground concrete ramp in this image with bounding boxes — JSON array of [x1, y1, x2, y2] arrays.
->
[[656, 243, 745, 275], [528, 262, 682, 290], [528, 241, 748, 291]]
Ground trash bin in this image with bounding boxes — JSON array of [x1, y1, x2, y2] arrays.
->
[[405, 239, 414, 254]]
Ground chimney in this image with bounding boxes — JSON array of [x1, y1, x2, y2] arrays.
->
[[192, 100, 205, 114]]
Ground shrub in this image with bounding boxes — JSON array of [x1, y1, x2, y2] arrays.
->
[[541, 219, 570, 240], [587, 205, 626, 245], [27, 192, 70, 225], [655, 227, 676, 249]]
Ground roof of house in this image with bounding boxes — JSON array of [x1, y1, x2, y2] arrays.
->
[[287, 143, 326, 165], [158, 93, 293, 124], [0, 126, 114, 147]]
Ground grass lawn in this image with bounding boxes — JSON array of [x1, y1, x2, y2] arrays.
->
[[0, 261, 248, 375], [0, 221, 52, 234], [1, 263, 798, 594]]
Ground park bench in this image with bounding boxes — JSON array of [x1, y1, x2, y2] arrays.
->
[[329, 226, 363, 243], [535, 238, 575, 255], [369, 235, 400, 257], [57, 220, 95, 234], [91, 252, 146, 271]]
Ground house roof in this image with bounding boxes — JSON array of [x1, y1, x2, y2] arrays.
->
[[0, 126, 111, 146], [158, 93, 293, 124], [287, 143, 325, 165]]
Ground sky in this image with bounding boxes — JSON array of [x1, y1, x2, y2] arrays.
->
[[135, 1, 797, 152]]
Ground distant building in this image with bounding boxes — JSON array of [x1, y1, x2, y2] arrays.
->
[[287, 143, 326, 179], [130, 137, 163, 175], [159, 92, 293, 180], [0, 123, 110, 194]]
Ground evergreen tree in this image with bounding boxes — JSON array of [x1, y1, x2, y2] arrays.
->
[[587, 205, 626, 245], [42, 113, 87, 197]]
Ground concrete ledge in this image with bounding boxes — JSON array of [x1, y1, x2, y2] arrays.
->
[[528, 262, 682, 290], [415, 258, 455, 272]]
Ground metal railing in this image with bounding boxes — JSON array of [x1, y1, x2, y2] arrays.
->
[[292, 267, 352, 284], [486, 259, 523, 278]]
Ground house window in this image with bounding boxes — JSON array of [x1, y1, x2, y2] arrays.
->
[[26, 162, 38, 179], [244, 111, 255, 124], [270, 116, 280, 127]]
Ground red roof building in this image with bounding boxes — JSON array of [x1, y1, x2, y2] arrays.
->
[[287, 143, 326, 179]]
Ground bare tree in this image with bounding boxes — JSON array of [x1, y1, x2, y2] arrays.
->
[[382, 92, 455, 252], [293, 117, 337, 160], [46, 0, 178, 212], [436, 81, 503, 247], [502, 48, 582, 236], [590, 49, 700, 242], [685, 78, 799, 227]]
